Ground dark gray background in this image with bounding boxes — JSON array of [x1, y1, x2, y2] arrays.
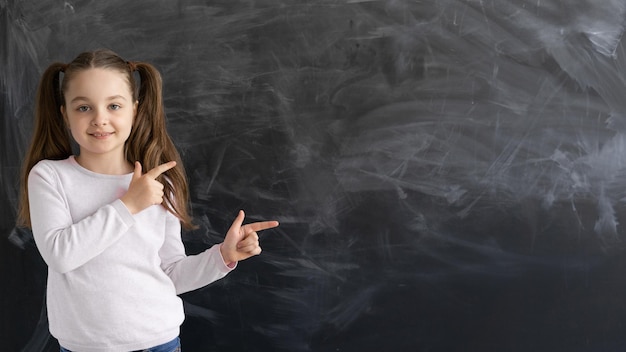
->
[[3, 0, 626, 351]]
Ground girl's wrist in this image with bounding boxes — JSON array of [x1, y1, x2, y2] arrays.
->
[[219, 243, 236, 267], [120, 197, 137, 214]]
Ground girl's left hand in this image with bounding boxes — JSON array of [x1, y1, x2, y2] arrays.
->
[[220, 210, 279, 266]]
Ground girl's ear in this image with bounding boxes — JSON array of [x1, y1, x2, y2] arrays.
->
[[60, 105, 68, 125]]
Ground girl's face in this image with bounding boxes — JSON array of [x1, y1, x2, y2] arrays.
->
[[61, 68, 136, 167]]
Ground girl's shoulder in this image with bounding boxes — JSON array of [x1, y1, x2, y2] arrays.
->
[[30, 156, 132, 189], [28, 156, 77, 188], [32, 156, 75, 173]]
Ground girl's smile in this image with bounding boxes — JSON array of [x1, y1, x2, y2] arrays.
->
[[89, 131, 115, 138]]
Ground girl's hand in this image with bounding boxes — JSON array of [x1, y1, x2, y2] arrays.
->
[[121, 161, 177, 214], [220, 210, 279, 265]]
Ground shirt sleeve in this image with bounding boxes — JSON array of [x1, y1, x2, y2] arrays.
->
[[159, 212, 236, 295], [28, 163, 136, 274]]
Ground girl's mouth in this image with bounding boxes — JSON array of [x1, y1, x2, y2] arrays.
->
[[90, 132, 114, 138]]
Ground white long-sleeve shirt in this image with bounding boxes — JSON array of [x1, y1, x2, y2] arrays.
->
[[28, 156, 234, 352]]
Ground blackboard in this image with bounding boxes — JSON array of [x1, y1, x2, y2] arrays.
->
[[3, 0, 626, 351]]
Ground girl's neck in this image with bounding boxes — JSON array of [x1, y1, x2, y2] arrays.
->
[[75, 153, 133, 175]]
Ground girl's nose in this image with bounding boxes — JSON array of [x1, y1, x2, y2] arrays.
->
[[91, 109, 108, 126]]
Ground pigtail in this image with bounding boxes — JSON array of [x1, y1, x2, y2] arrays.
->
[[127, 62, 195, 229], [17, 63, 72, 228]]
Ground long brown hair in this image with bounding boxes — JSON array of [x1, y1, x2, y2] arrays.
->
[[17, 49, 195, 229]]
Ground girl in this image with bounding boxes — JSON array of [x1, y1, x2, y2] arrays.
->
[[17, 49, 279, 352]]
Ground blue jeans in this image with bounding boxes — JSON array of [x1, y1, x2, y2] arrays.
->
[[60, 336, 181, 352]]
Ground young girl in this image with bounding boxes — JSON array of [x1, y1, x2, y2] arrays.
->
[[17, 49, 279, 352]]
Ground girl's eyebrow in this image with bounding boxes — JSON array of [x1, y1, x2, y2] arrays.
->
[[69, 95, 128, 103]]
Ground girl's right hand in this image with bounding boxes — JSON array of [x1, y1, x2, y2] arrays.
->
[[121, 161, 177, 214]]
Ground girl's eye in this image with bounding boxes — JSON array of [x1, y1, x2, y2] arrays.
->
[[109, 104, 121, 110], [77, 106, 90, 112]]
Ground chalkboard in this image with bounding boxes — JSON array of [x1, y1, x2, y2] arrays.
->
[[4, 0, 626, 351]]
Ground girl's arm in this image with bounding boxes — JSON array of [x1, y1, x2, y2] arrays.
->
[[159, 210, 278, 295], [159, 213, 234, 295], [28, 163, 135, 273]]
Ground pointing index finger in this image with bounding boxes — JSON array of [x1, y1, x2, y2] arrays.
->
[[244, 220, 280, 233], [145, 161, 177, 179]]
